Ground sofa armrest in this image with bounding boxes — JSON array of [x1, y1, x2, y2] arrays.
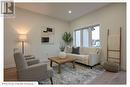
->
[[26, 59, 40, 66], [97, 49, 101, 55], [24, 55, 35, 60], [18, 63, 48, 81], [89, 54, 100, 66]]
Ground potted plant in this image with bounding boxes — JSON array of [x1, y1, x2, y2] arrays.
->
[[59, 44, 66, 58], [62, 32, 73, 46], [59, 44, 65, 52]]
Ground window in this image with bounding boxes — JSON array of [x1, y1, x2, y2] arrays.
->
[[74, 25, 100, 47], [92, 26, 100, 47], [75, 30, 81, 47], [83, 29, 89, 47]]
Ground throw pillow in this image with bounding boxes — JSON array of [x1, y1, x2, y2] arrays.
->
[[72, 47, 80, 54]]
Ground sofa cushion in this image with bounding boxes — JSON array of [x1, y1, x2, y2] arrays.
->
[[76, 55, 89, 61], [66, 53, 81, 59], [66, 53, 89, 65], [80, 47, 100, 55], [72, 47, 80, 54], [80, 47, 89, 55], [88, 48, 99, 54]]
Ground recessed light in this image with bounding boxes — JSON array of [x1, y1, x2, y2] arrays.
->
[[68, 10, 72, 14]]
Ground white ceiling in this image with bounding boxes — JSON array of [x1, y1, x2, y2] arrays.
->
[[16, 3, 108, 22]]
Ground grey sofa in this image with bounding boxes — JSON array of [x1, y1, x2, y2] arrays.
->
[[14, 52, 53, 84]]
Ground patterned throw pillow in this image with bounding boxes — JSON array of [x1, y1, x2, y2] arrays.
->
[[71, 47, 80, 54]]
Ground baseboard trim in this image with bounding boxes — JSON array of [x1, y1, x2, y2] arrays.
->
[[4, 67, 16, 70], [4, 64, 15, 69]]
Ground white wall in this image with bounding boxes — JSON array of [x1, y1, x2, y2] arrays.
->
[[4, 7, 70, 68], [4, 4, 126, 70], [70, 3, 126, 70]]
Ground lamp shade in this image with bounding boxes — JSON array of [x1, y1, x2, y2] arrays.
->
[[18, 34, 27, 41]]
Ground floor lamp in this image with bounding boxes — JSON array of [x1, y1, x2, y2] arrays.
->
[[18, 34, 27, 54]]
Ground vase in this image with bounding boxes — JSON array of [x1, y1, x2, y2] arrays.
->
[[59, 52, 66, 58]]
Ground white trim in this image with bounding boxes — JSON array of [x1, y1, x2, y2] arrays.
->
[[74, 24, 100, 47], [4, 64, 15, 69]]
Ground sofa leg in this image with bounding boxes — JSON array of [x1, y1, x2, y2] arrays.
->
[[90, 66, 92, 69], [50, 77, 53, 84], [38, 81, 43, 85]]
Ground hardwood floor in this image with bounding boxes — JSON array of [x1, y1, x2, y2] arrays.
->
[[4, 67, 17, 81], [4, 67, 126, 84], [89, 71, 126, 84]]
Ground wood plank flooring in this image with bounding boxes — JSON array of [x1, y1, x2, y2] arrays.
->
[[4, 67, 126, 84], [88, 71, 126, 84], [4, 67, 17, 81]]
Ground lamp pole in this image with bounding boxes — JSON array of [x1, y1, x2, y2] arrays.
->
[[21, 41, 24, 54], [19, 34, 26, 54]]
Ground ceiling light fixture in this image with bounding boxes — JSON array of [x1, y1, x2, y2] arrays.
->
[[68, 10, 72, 14]]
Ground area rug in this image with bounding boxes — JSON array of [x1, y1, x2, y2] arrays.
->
[[40, 63, 104, 84]]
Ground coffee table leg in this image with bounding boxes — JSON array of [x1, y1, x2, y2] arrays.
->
[[50, 61, 52, 67], [58, 64, 61, 74], [72, 61, 75, 68]]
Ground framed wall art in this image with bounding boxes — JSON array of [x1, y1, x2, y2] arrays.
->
[[41, 26, 55, 44]]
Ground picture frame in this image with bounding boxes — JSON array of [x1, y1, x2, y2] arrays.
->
[[41, 26, 55, 44]]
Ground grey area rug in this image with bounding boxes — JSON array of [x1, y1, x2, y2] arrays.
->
[[40, 63, 104, 84]]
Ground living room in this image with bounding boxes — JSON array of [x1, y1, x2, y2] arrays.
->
[[4, 2, 126, 84]]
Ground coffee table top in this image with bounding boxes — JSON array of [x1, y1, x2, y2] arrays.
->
[[48, 57, 76, 64]]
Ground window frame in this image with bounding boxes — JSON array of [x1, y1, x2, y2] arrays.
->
[[75, 29, 81, 47], [74, 24, 100, 47]]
